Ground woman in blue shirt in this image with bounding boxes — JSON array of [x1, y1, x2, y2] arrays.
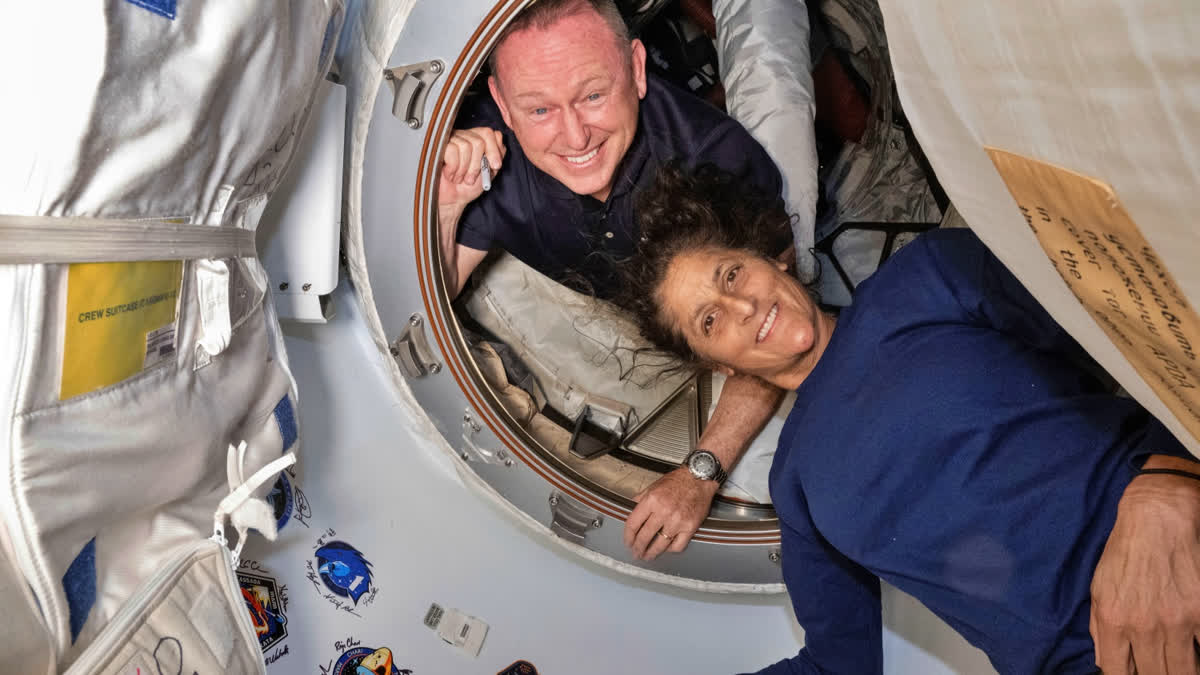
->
[[616, 164, 1200, 674]]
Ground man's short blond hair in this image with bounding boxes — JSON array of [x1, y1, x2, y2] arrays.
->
[[488, 0, 632, 80]]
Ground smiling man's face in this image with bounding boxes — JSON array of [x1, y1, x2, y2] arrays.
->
[[488, 6, 647, 202]]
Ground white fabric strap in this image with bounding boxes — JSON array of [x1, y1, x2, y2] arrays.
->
[[212, 445, 297, 564], [214, 449, 297, 526], [0, 214, 256, 264], [196, 260, 233, 357]]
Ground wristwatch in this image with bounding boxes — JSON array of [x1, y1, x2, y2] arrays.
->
[[684, 449, 728, 485]]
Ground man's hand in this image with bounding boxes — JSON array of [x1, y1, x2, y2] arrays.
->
[[437, 127, 505, 296], [621, 374, 782, 562], [623, 467, 719, 561], [1090, 455, 1200, 675], [438, 127, 506, 213]]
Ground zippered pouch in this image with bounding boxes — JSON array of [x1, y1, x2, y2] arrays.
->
[[65, 539, 265, 675]]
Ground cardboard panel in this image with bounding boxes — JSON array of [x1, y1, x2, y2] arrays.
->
[[987, 149, 1200, 441]]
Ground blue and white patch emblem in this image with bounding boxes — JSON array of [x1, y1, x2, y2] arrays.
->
[[316, 541, 374, 605], [123, 0, 176, 20], [306, 530, 377, 615]]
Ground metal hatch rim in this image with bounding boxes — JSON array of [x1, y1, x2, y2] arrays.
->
[[407, 0, 780, 544]]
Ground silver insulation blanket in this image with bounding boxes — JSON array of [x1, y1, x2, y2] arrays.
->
[[714, 0, 820, 282]]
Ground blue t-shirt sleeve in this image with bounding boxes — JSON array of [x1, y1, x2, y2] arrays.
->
[[914, 229, 1196, 464], [1133, 417, 1199, 466], [452, 95, 509, 252], [913, 230, 1084, 357], [456, 199, 497, 251], [740, 501, 883, 675], [695, 119, 784, 206]]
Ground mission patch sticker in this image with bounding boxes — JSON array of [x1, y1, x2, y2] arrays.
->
[[238, 570, 288, 652], [306, 529, 378, 616], [322, 638, 413, 675], [265, 473, 295, 531], [497, 660, 539, 675]]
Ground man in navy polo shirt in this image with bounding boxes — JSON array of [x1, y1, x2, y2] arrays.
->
[[436, 0, 788, 561]]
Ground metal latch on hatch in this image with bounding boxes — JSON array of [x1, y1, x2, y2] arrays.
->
[[460, 411, 515, 467], [390, 313, 442, 378], [547, 492, 603, 545], [383, 59, 444, 129]]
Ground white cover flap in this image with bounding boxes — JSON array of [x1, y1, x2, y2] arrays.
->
[[879, 0, 1200, 455]]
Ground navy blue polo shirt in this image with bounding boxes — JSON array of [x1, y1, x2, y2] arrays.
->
[[750, 229, 1198, 675], [454, 74, 783, 298]]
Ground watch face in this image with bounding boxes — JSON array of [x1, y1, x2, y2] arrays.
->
[[689, 451, 717, 479]]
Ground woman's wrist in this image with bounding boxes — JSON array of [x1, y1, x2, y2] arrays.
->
[[1126, 455, 1200, 518]]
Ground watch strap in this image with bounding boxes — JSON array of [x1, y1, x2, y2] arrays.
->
[[712, 463, 728, 486]]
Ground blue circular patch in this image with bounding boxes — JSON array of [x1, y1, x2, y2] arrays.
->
[[266, 473, 294, 531]]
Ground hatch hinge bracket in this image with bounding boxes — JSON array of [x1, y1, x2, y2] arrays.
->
[[383, 59, 445, 130], [547, 492, 603, 545], [390, 313, 442, 378]]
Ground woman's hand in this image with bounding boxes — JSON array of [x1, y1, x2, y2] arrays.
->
[[1090, 456, 1200, 675]]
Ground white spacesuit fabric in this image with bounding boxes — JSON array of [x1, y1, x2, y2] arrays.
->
[[62, 539, 265, 675], [0, 215, 258, 265], [0, 520, 53, 675], [0, 0, 345, 670]]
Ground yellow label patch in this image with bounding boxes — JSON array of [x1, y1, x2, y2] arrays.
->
[[61, 261, 184, 400], [986, 148, 1200, 442]]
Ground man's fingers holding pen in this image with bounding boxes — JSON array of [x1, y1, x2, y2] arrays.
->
[[442, 128, 500, 183], [477, 130, 506, 189]]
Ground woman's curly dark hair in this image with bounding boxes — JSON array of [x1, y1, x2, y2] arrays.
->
[[613, 161, 794, 371]]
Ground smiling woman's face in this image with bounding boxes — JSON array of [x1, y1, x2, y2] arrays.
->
[[656, 247, 832, 388]]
